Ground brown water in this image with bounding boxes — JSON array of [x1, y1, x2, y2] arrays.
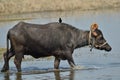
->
[[0, 8, 120, 80]]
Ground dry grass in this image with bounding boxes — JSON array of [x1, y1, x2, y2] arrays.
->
[[0, 0, 120, 15], [0, 48, 5, 59]]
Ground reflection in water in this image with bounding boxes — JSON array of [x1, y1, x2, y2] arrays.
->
[[16, 73, 22, 80], [4, 72, 10, 80], [69, 70, 74, 80], [3, 72, 22, 80], [3, 70, 74, 80], [54, 70, 74, 80], [54, 71, 61, 80]]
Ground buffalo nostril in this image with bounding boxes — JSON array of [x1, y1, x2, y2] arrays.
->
[[106, 47, 112, 51], [109, 47, 112, 51]]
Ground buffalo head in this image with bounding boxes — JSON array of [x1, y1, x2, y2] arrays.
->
[[89, 23, 112, 52]]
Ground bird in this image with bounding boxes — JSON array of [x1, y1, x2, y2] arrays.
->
[[59, 18, 62, 23]]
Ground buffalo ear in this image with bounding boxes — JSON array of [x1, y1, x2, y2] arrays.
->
[[90, 23, 98, 31], [90, 23, 98, 37]]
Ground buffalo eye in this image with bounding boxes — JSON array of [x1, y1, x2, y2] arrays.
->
[[96, 35, 105, 44]]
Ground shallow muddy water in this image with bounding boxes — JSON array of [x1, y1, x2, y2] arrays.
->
[[0, 8, 120, 80]]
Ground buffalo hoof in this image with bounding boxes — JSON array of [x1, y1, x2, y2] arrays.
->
[[17, 69, 22, 72], [1, 68, 9, 72]]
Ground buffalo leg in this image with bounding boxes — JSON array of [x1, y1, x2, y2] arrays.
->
[[1, 51, 14, 72], [68, 60, 75, 68], [65, 51, 76, 68], [14, 52, 23, 72], [54, 57, 60, 69]]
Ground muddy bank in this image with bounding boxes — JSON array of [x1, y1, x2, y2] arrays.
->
[[0, 0, 120, 15]]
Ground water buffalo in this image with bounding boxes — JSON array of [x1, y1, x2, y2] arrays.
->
[[1, 22, 111, 72]]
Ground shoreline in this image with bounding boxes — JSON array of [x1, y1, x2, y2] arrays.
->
[[0, 8, 120, 22], [0, 0, 120, 15]]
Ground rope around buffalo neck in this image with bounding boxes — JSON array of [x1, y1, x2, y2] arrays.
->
[[88, 31, 107, 50], [88, 30, 92, 45], [95, 41, 107, 48], [88, 30, 95, 51]]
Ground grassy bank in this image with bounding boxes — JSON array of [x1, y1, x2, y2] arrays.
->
[[0, 0, 120, 15]]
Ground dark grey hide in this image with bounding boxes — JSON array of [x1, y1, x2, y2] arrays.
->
[[1, 22, 111, 72]]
